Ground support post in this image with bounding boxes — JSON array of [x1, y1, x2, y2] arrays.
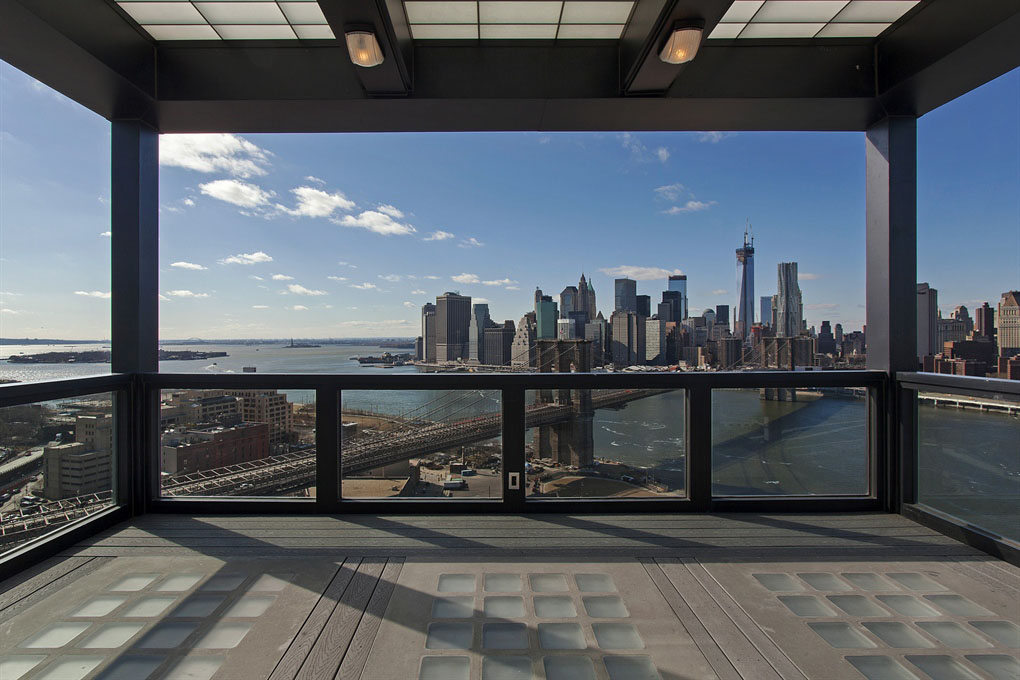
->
[[317, 387, 340, 511], [687, 386, 712, 511], [111, 121, 159, 513], [866, 116, 918, 511], [502, 389, 526, 512]]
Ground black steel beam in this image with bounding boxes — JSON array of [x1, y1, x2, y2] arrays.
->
[[0, 0, 154, 123], [877, 0, 1020, 117], [897, 372, 1020, 398]]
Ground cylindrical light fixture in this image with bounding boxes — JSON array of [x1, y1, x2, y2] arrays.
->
[[659, 20, 704, 65], [345, 30, 384, 67]]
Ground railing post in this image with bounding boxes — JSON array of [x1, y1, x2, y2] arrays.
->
[[687, 386, 712, 511], [316, 386, 340, 511], [502, 388, 526, 513]]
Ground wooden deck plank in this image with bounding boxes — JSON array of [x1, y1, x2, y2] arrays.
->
[[335, 558, 403, 680], [269, 559, 358, 680], [296, 558, 387, 680], [642, 559, 742, 680], [656, 558, 790, 680], [677, 557, 808, 680]]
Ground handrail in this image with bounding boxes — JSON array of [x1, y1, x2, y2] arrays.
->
[[0, 373, 132, 408], [896, 372, 1020, 399], [144, 369, 885, 391]]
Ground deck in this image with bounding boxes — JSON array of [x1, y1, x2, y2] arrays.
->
[[1, 513, 1017, 679]]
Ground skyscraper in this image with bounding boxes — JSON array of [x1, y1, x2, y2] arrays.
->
[[560, 286, 578, 318], [436, 292, 471, 361], [917, 283, 939, 362], [468, 303, 491, 364], [735, 229, 755, 341], [974, 302, 995, 340], [714, 305, 730, 333], [997, 291, 1020, 357], [610, 310, 644, 367], [536, 296, 558, 340], [817, 321, 836, 354], [775, 262, 803, 338], [421, 302, 436, 363], [661, 290, 683, 322], [614, 278, 637, 313], [667, 274, 688, 319], [636, 295, 651, 318], [578, 273, 597, 317], [760, 296, 772, 329]]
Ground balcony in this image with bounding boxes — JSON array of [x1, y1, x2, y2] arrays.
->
[[1, 0, 1019, 678]]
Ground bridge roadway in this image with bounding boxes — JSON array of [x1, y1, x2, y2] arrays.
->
[[0, 491, 113, 546], [161, 388, 669, 497]]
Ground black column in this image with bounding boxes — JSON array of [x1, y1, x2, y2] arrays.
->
[[865, 116, 918, 510]]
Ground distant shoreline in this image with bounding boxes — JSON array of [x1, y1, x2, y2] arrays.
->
[[1, 337, 415, 346]]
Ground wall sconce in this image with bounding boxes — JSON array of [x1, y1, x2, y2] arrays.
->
[[346, 30, 384, 67], [659, 20, 704, 65]]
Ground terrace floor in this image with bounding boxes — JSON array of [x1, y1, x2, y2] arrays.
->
[[1, 513, 1017, 679]]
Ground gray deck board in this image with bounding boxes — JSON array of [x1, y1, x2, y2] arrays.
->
[[335, 558, 403, 680]]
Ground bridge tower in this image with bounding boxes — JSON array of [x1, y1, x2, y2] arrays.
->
[[534, 340, 594, 467]]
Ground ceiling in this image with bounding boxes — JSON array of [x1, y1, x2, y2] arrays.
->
[[0, 0, 1017, 132]]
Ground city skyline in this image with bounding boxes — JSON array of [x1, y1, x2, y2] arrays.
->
[[1, 61, 1017, 340]]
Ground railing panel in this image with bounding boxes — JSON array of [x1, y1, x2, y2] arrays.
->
[[523, 388, 686, 499], [157, 387, 317, 500], [341, 389, 503, 500], [711, 386, 871, 497], [915, 389, 1020, 543], [1, 391, 118, 556]]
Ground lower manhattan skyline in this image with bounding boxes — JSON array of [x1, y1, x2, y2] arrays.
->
[[1, 62, 1017, 341]]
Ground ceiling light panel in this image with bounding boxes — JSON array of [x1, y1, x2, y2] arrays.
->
[[406, 0, 634, 39], [833, 0, 919, 22], [709, 0, 920, 39], [116, 0, 334, 40], [560, 2, 633, 24], [404, 1, 477, 23], [480, 2, 562, 24]]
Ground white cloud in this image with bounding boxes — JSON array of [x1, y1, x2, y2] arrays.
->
[[182, 198, 195, 207], [337, 261, 354, 267], [806, 303, 839, 311], [160, 134, 271, 177], [424, 230, 455, 241], [288, 284, 327, 296], [377, 204, 405, 218], [482, 278, 517, 287], [99, 231, 112, 237], [656, 147, 670, 163], [219, 251, 273, 265], [0, 308, 22, 315], [424, 275, 440, 280], [327, 276, 348, 282], [350, 282, 379, 290], [158, 294, 171, 302], [799, 272, 821, 281], [250, 275, 264, 281], [711, 289, 728, 296], [654, 183, 687, 201], [252, 305, 269, 309], [280, 186, 355, 218], [272, 274, 294, 281], [459, 237, 484, 248], [378, 274, 402, 282], [663, 200, 716, 214], [167, 289, 210, 298], [411, 289, 426, 295], [171, 261, 207, 271], [402, 301, 417, 308], [291, 305, 309, 311], [698, 131, 731, 144], [74, 290, 111, 299], [452, 273, 480, 284], [505, 285, 520, 291], [200, 179, 273, 208], [598, 265, 684, 281], [304, 175, 325, 185], [0, 291, 23, 297], [335, 210, 415, 236]]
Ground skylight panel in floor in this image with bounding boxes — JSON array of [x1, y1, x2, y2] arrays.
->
[[709, 0, 919, 40], [115, 0, 335, 41], [405, 0, 634, 39]]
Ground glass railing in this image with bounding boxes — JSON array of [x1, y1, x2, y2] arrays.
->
[[0, 375, 128, 559], [899, 374, 1020, 544]]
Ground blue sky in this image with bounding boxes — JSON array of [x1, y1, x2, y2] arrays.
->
[[1, 60, 1016, 340]]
